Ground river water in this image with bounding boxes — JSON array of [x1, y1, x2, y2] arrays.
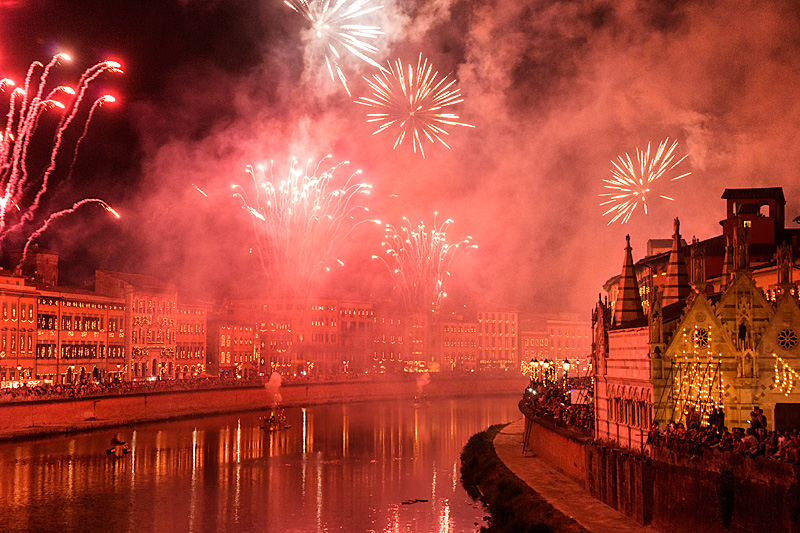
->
[[0, 395, 522, 532]]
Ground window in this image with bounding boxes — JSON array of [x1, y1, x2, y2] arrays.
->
[[778, 328, 798, 350]]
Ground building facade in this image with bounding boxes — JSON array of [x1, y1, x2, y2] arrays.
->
[[372, 305, 408, 372], [207, 318, 256, 378], [477, 309, 518, 370], [339, 301, 375, 373], [594, 188, 800, 450], [439, 312, 478, 371]]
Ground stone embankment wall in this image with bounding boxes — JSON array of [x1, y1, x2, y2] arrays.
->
[[523, 414, 800, 532], [0, 373, 527, 441], [522, 415, 588, 484]]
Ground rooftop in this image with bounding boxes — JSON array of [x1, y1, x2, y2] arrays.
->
[[721, 187, 785, 202]]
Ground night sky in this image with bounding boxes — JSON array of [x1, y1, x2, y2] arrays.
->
[[2, 0, 800, 316]]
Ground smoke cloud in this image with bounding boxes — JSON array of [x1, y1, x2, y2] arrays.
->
[[5, 0, 800, 318], [265, 371, 283, 408]]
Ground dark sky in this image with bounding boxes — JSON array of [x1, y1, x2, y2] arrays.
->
[[2, 0, 800, 317]]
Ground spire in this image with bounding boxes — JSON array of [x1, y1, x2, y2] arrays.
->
[[777, 243, 794, 294], [690, 237, 706, 293], [732, 221, 750, 271], [662, 217, 690, 306], [721, 234, 732, 289], [613, 234, 644, 326]]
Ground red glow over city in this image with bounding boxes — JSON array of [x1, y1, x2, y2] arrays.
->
[[2, 2, 800, 532]]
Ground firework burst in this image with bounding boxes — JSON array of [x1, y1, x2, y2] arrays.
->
[[284, 0, 384, 96], [600, 138, 691, 225], [355, 55, 474, 158], [0, 54, 122, 259], [372, 214, 476, 315], [233, 156, 374, 298]]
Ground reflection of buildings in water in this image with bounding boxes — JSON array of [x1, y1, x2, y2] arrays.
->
[[0, 399, 522, 531]]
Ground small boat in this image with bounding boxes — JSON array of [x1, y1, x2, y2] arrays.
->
[[260, 410, 291, 431], [412, 396, 431, 408], [107, 441, 130, 457]]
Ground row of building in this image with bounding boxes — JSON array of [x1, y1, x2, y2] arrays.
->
[[594, 187, 800, 448], [0, 248, 591, 386]]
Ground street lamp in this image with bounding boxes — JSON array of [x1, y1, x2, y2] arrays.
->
[[562, 359, 571, 400], [542, 359, 550, 384]]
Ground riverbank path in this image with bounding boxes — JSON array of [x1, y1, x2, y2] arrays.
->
[[493, 418, 660, 533]]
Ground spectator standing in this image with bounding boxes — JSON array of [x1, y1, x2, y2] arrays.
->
[[756, 408, 767, 430], [750, 406, 765, 430]]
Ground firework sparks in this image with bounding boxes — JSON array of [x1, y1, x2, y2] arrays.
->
[[284, 0, 384, 96], [233, 156, 374, 298], [372, 214, 476, 315], [355, 54, 474, 158], [0, 54, 121, 255], [599, 138, 691, 225]]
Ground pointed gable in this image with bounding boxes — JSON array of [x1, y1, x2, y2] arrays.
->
[[715, 270, 774, 352], [663, 292, 734, 364], [759, 292, 800, 358], [613, 235, 644, 327], [662, 217, 691, 306]]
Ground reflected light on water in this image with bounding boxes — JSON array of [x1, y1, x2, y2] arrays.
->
[[0, 396, 521, 532], [440, 499, 452, 533], [234, 418, 241, 523], [432, 467, 437, 502], [189, 428, 197, 531]]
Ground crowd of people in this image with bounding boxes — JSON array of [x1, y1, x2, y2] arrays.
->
[[647, 405, 800, 463], [0, 371, 411, 403], [520, 381, 594, 433], [0, 376, 264, 403]]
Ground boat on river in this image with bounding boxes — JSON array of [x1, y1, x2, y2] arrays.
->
[[107, 437, 130, 457], [412, 395, 431, 408], [260, 410, 291, 431]]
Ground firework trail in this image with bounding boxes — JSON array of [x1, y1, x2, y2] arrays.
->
[[284, 0, 384, 96], [17, 199, 120, 270], [600, 138, 691, 225], [372, 214, 476, 315], [355, 54, 474, 158], [64, 95, 116, 182], [233, 156, 374, 299], [0, 54, 121, 253]]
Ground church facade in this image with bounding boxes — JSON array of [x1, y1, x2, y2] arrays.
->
[[593, 188, 800, 449]]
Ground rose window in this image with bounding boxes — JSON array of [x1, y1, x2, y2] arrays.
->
[[692, 329, 709, 348], [778, 328, 798, 350]]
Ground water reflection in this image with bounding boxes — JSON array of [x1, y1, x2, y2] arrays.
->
[[0, 396, 520, 532]]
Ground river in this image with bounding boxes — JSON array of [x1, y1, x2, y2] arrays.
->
[[0, 395, 522, 532]]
